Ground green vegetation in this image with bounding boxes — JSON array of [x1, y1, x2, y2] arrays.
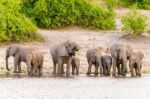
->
[[121, 9, 148, 36], [0, 0, 43, 44], [21, 0, 115, 30], [104, 0, 150, 9]]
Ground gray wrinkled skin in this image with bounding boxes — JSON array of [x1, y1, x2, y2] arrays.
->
[[26, 50, 44, 76], [71, 56, 80, 75], [5, 45, 33, 73], [50, 41, 79, 77], [101, 55, 112, 76], [86, 49, 102, 76], [129, 51, 144, 77], [110, 43, 133, 76]]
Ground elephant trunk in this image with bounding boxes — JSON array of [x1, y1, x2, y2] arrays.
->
[[5, 55, 9, 71]]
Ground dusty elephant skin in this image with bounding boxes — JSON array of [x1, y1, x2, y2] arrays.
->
[[50, 40, 79, 77], [129, 51, 144, 77], [5, 45, 33, 73], [110, 43, 133, 77], [71, 56, 80, 75], [86, 48, 102, 76], [26, 50, 44, 76], [101, 55, 112, 76]]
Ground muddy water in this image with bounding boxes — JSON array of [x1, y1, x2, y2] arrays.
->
[[0, 75, 150, 99]]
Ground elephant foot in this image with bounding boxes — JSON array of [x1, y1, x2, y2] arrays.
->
[[61, 71, 65, 74], [66, 74, 70, 78], [94, 72, 98, 76], [122, 73, 126, 77], [17, 71, 22, 73], [136, 74, 141, 77], [112, 74, 116, 77], [72, 72, 75, 75], [76, 73, 79, 76], [131, 74, 134, 77], [86, 72, 91, 75], [13, 71, 18, 73]]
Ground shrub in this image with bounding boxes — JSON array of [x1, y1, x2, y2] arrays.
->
[[119, 0, 150, 9], [121, 9, 148, 36], [0, 0, 43, 43], [21, 0, 115, 30]]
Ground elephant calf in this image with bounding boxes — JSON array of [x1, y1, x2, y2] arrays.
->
[[129, 51, 144, 77], [101, 55, 112, 76], [26, 50, 44, 76], [71, 56, 80, 75], [86, 48, 102, 76]]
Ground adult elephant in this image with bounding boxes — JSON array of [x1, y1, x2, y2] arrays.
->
[[50, 40, 79, 77], [110, 43, 133, 76], [5, 45, 33, 73]]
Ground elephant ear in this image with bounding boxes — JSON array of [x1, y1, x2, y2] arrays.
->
[[8, 45, 19, 56], [126, 45, 133, 59], [58, 42, 69, 57]]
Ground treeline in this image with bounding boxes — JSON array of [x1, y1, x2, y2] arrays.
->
[[21, 0, 115, 29]]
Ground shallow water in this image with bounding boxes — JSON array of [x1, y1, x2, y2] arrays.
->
[[0, 75, 150, 99]]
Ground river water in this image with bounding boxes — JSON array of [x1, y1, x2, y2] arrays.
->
[[0, 75, 150, 99]]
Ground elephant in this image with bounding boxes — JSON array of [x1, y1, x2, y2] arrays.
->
[[129, 51, 144, 77], [86, 48, 102, 76], [5, 45, 33, 73], [101, 55, 112, 76], [26, 50, 44, 76], [110, 43, 133, 76], [71, 56, 80, 75], [50, 40, 79, 77]]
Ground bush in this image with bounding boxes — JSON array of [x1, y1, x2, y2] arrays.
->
[[119, 0, 150, 9], [21, 0, 115, 30], [121, 9, 148, 36], [0, 0, 43, 43]]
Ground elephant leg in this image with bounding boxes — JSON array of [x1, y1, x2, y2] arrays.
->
[[66, 58, 71, 77], [32, 65, 37, 76], [129, 64, 134, 77], [72, 66, 75, 75], [99, 65, 103, 76], [17, 60, 21, 73], [95, 65, 99, 76], [122, 59, 127, 76], [52, 60, 57, 76], [57, 58, 63, 76], [117, 62, 121, 76], [26, 60, 32, 76], [38, 64, 43, 76], [112, 58, 117, 76], [13, 55, 19, 73], [76, 66, 79, 75], [61, 64, 65, 74], [136, 64, 141, 76], [86, 62, 92, 75]]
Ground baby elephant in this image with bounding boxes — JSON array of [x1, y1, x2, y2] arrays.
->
[[129, 51, 144, 77], [101, 55, 112, 76], [26, 50, 44, 76], [71, 56, 80, 75], [86, 48, 102, 76]]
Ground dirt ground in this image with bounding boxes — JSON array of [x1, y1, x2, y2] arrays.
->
[[0, 9, 150, 77]]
